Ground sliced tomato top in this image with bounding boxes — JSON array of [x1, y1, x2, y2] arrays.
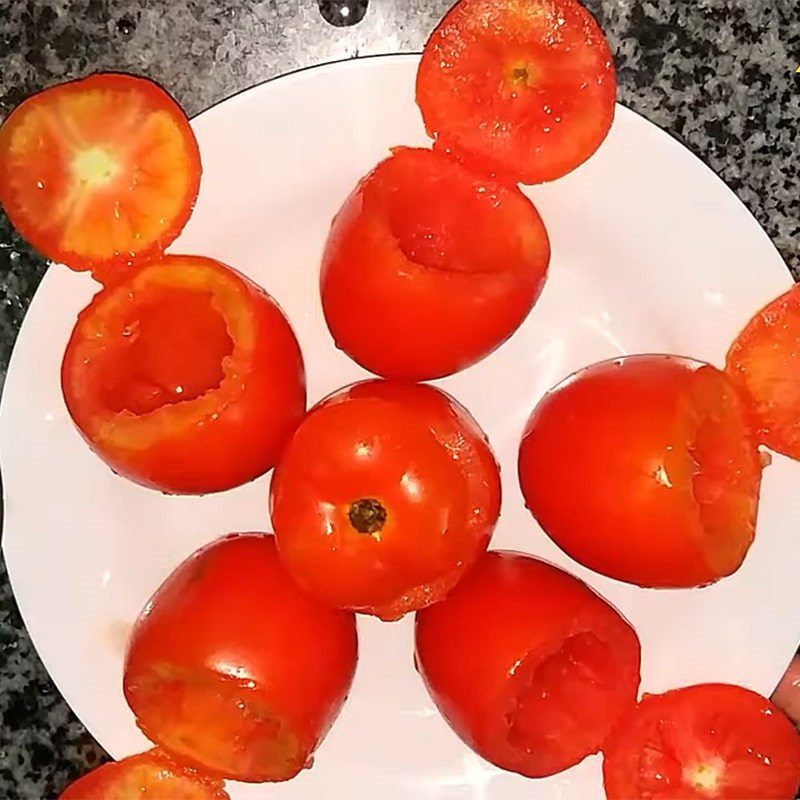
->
[[0, 73, 201, 276], [726, 283, 800, 460], [416, 0, 616, 184], [59, 750, 230, 799], [603, 684, 800, 800]]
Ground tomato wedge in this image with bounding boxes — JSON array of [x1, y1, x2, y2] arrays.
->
[[59, 750, 230, 799], [0, 73, 200, 276], [416, 0, 616, 185], [321, 147, 550, 380], [415, 551, 641, 777], [124, 534, 358, 783], [726, 283, 800, 460], [603, 684, 800, 799], [519, 355, 762, 588], [61, 255, 305, 493]]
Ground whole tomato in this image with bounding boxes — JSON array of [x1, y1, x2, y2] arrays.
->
[[270, 380, 501, 620], [124, 533, 358, 783], [415, 551, 641, 777]]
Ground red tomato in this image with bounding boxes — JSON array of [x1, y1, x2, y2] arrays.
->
[[0, 73, 200, 277], [518, 355, 762, 588], [270, 380, 501, 620], [603, 684, 800, 799], [124, 533, 358, 783], [415, 551, 641, 777], [320, 147, 549, 380], [416, 0, 616, 185], [60, 750, 230, 800], [726, 284, 800, 460], [61, 255, 305, 494]]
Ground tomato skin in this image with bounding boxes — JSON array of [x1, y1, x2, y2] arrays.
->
[[59, 750, 230, 799], [124, 533, 358, 783], [415, 551, 641, 778], [518, 355, 762, 588], [416, 0, 616, 185], [320, 147, 549, 380], [726, 284, 800, 460], [270, 380, 501, 620], [61, 255, 305, 494], [0, 73, 200, 277], [603, 684, 800, 800]]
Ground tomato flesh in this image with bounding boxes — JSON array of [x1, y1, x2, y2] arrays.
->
[[415, 551, 641, 777], [59, 750, 230, 799], [518, 355, 762, 587], [320, 147, 549, 380], [270, 380, 501, 620], [61, 255, 305, 494], [124, 533, 358, 783], [0, 73, 200, 276], [726, 284, 800, 460], [603, 684, 800, 799], [416, 0, 616, 184]]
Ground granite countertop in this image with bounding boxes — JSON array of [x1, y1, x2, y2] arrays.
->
[[0, 0, 798, 796]]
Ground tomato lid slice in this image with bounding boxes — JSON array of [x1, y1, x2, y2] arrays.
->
[[416, 0, 616, 184], [0, 72, 200, 277]]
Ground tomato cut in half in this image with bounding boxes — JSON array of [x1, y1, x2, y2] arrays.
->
[[270, 380, 501, 620], [415, 551, 641, 778], [124, 534, 358, 783], [603, 684, 800, 800], [416, 0, 616, 185], [61, 255, 305, 494], [0, 73, 201, 277], [320, 147, 549, 380], [725, 283, 800, 461], [59, 750, 230, 799], [518, 355, 762, 588]]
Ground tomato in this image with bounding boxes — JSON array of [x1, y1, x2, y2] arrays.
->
[[603, 684, 800, 799], [416, 0, 616, 185], [726, 284, 800, 461], [415, 551, 641, 777], [61, 255, 305, 494], [60, 750, 229, 799], [124, 533, 358, 783], [320, 147, 549, 380], [270, 380, 501, 620], [0, 73, 200, 277], [518, 355, 762, 588]]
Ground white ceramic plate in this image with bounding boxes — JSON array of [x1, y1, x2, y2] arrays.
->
[[2, 55, 799, 799]]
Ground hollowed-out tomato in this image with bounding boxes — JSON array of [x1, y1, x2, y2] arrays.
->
[[0, 73, 200, 277], [61, 255, 305, 494], [59, 750, 230, 799], [415, 551, 641, 777], [518, 355, 763, 588], [726, 283, 800, 461], [124, 533, 358, 783], [270, 380, 501, 620], [320, 147, 549, 380], [603, 684, 800, 799], [416, 0, 616, 185]]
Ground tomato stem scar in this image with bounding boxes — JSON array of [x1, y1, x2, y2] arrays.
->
[[348, 498, 387, 534]]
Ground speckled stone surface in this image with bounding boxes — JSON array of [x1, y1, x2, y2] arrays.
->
[[0, 0, 797, 796]]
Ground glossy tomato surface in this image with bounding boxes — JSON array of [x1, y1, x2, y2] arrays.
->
[[124, 533, 358, 783], [320, 147, 549, 380], [416, 0, 616, 185], [726, 283, 800, 461], [519, 355, 762, 588], [61, 255, 305, 494], [603, 684, 800, 799], [0, 73, 200, 277], [415, 551, 641, 778], [270, 380, 501, 619]]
